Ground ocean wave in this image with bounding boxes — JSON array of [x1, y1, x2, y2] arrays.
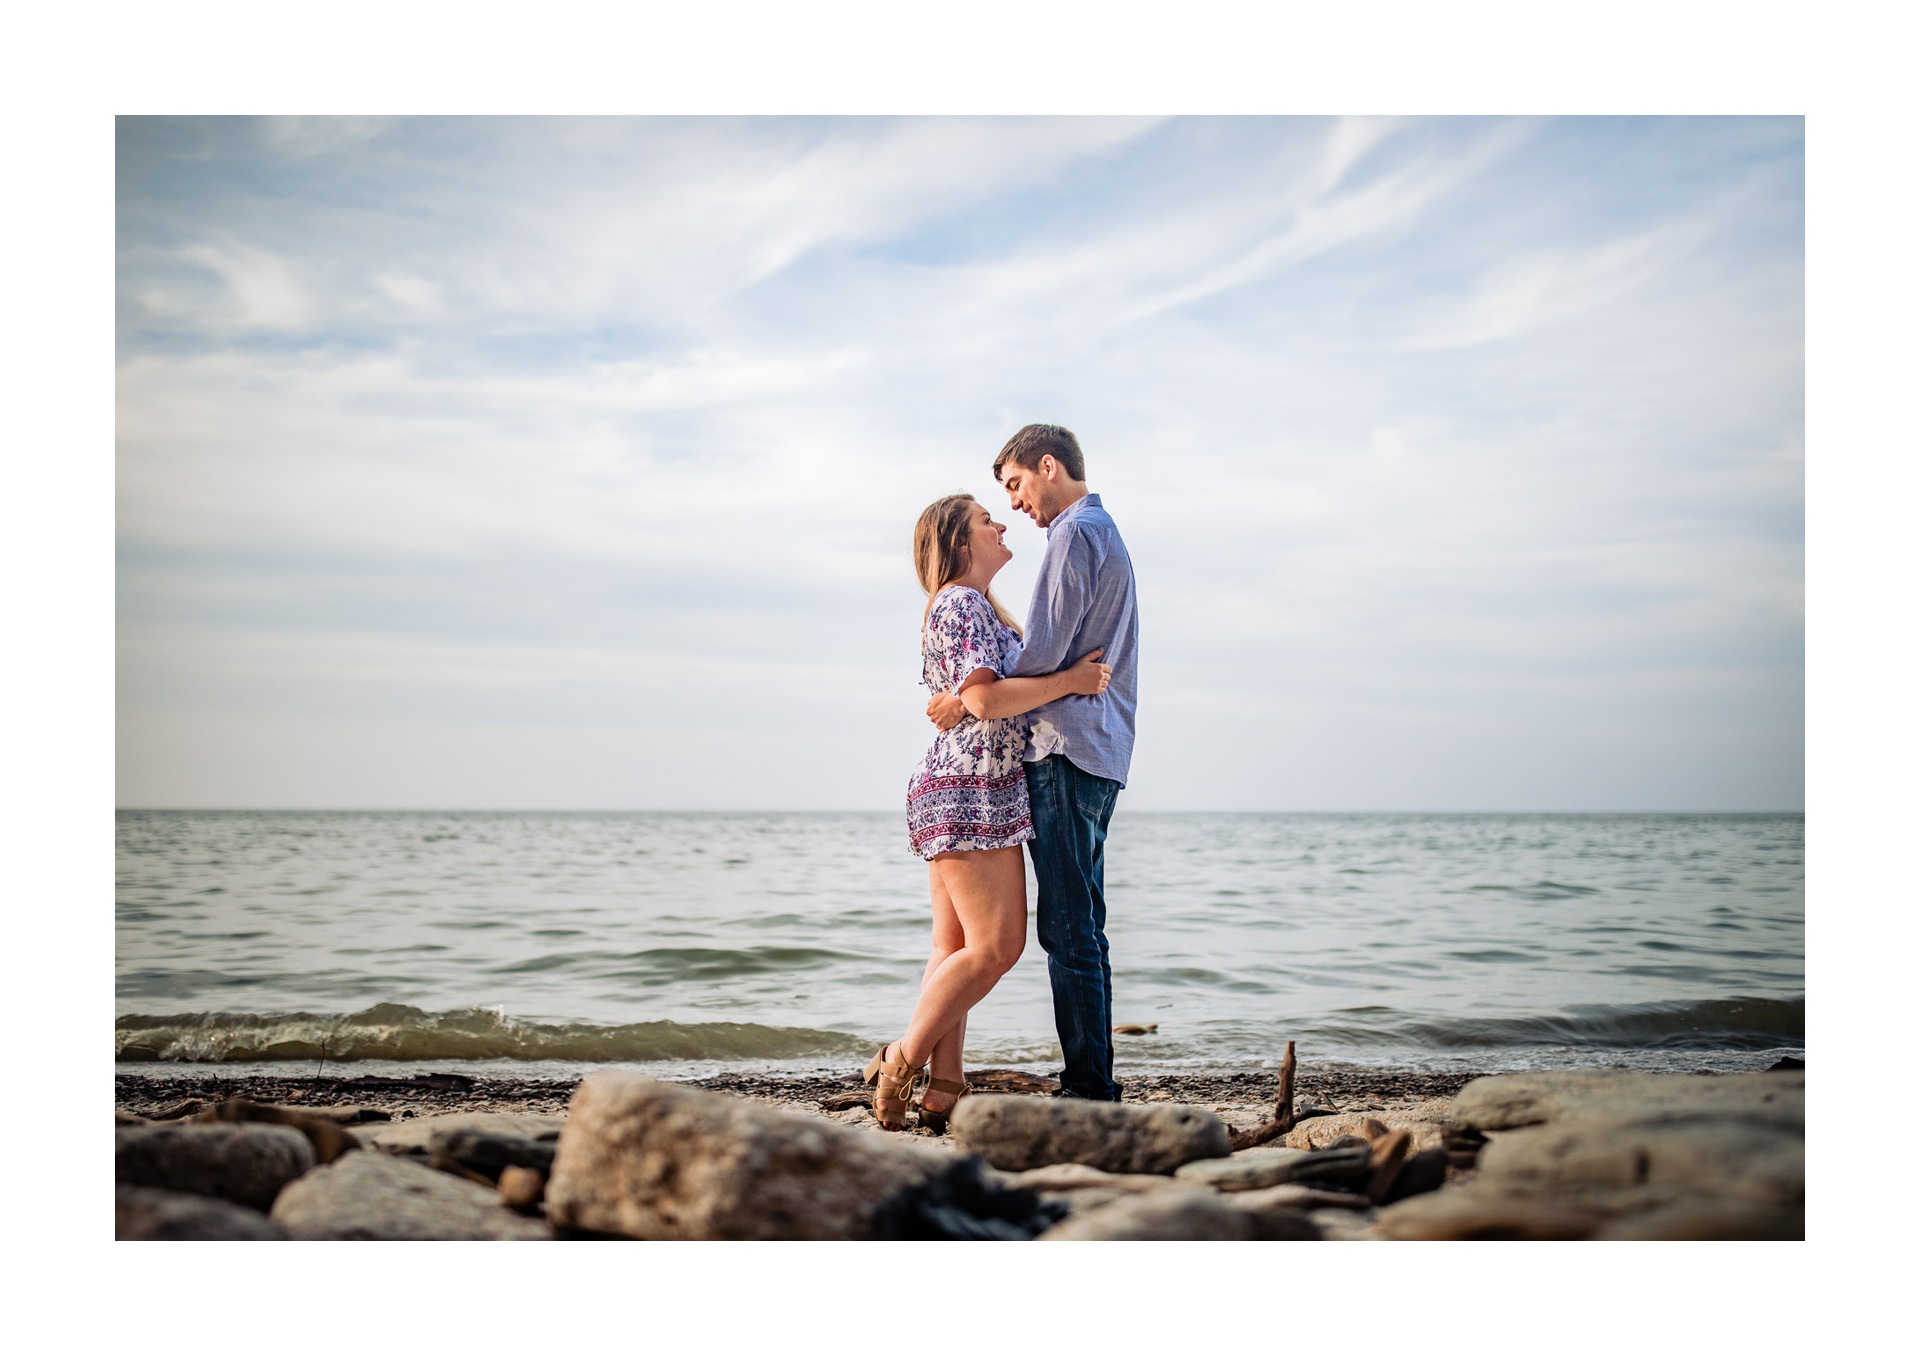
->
[[114, 1004, 874, 1064], [1311, 996, 1804, 1051]]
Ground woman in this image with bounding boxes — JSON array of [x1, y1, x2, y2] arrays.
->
[[864, 493, 1111, 1131]]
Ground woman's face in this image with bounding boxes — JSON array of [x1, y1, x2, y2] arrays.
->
[[965, 502, 1013, 578]]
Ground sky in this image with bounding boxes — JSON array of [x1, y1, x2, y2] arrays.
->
[[115, 115, 1804, 811]]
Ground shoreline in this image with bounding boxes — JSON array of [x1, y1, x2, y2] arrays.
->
[[114, 1064, 1491, 1128]]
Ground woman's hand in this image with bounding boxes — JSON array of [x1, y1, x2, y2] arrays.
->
[[1066, 648, 1111, 696], [926, 691, 968, 731]]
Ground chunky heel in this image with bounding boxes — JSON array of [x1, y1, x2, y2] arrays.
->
[[861, 1043, 922, 1131], [916, 1076, 970, 1135]]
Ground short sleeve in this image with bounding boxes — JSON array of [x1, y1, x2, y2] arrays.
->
[[931, 589, 1007, 690]]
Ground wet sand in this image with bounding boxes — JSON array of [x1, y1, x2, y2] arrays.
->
[[115, 1064, 1485, 1134]]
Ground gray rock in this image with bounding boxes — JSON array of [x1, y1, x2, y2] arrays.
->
[[1476, 1116, 1803, 1208], [116, 1185, 288, 1240], [950, 1095, 1230, 1175], [1452, 1070, 1805, 1132], [1040, 1188, 1319, 1240], [115, 1123, 315, 1211], [270, 1151, 551, 1240], [1374, 1187, 1605, 1241], [1175, 1147, 1321, 1191], [546, 1071, 951, 1240]]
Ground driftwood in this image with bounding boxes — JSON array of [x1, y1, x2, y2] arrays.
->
[[1228, 1041, 1298, 1151], [1365, 1128, 1414, 1204], [195, 1097, 359, 1163]]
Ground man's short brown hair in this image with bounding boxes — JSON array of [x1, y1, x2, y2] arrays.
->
[[993, 424, 1085, 484]]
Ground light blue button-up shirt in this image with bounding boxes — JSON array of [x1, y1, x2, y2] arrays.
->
[[1008, 492, 1139, 787]]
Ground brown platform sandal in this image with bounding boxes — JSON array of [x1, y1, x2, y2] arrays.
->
[[916, 1077, 970, 1135], [861, 1043, 922, 1132]]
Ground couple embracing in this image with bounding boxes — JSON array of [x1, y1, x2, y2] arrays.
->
[[864, 424, 1139, 1131]]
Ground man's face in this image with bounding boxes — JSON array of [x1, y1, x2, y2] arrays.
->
[[999, 456, 1059, 527]]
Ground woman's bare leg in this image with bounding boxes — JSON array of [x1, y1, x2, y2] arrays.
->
[[892, 847, 1026, 1074], [922, 864, 967, 1114]]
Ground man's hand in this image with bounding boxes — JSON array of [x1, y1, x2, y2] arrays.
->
[[926, 691, 968, 731]]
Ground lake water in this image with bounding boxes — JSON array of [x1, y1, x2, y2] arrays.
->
[[115, 810, 1804, 1079]]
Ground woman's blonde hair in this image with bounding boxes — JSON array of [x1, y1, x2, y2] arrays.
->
[[913, 493, 1022, 636]]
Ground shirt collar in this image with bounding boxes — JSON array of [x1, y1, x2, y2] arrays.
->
[[1045, 492, 1099, 537]]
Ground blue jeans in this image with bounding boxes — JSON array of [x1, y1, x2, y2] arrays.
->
[[1025, 753, 1123, 1101]]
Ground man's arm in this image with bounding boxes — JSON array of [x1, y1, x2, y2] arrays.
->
[[1008, 525, 1095, 679]]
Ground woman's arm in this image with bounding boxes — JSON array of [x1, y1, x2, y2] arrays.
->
[[956, 648, 1108, 721]]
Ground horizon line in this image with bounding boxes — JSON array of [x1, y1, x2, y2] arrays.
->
[[114, 805, 1808, 815]]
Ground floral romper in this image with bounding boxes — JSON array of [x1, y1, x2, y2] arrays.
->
[[906, 586, 1035, 858]]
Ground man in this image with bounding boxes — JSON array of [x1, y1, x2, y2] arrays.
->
[[927, 423, 1139, 1101]]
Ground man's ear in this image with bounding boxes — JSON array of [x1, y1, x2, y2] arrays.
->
[[1039, 454, 1057, 481]]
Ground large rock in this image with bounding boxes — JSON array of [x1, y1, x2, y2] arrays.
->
[[1040, 1188, 1319, 1241], [1452, 1070, 1804, 1131], [116, 1185, 288, 1240], [1592, 1199, 1804, 1241], [270, 1151, 551, 1240], [950, 1095, 1230, 1174], [1374, 1188, 1604, 1241], [115, 1123, 315, 1211], [1475, 1117, 1803, 1209], [546, 1072, 956, 1240]]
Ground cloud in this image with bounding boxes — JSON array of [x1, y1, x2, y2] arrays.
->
[[115, 116, 1804, 811], [179, 240, 313, 329], [1118, 119, 1533, 323], [1394, 212, 1724, 350]]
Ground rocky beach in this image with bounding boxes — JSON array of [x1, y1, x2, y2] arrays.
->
[[114, 1055, 1805, 1241]]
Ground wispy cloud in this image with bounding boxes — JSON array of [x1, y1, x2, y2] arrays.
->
[[1394, 211, 1724, 350]]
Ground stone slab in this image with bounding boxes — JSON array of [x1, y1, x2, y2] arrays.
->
[[951, 1095, 1230, 1175], [270, 1151, 551, 1240]]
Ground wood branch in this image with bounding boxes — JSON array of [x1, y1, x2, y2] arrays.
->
[[1228, 1041, 1300, 1151]]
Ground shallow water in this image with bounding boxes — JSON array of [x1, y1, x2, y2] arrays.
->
[[116, 810, 1804, 1077]]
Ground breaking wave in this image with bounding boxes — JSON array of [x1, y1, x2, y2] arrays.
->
[[114, 1003, 874, 1064]]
